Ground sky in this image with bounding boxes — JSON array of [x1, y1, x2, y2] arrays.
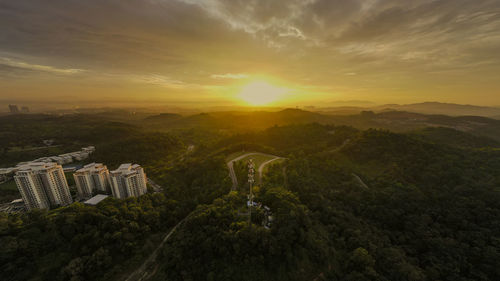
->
[[1, 0, 500, 109]]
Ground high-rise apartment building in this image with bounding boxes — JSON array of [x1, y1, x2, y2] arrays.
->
[[14, 162, 73, 210], [8, 104, 19, 114], [109, 164, 147, 199], [73, 163, 110, 198]]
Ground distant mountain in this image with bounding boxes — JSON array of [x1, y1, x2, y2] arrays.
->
[[373, 102, 500, 117], [142, 108, 500, 141]]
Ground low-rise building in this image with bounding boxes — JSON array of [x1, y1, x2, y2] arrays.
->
[[84, 194, 109, 206], [109, 164, 147, 199], [82, 146, 95, 153], [73, 152, 90, 161]]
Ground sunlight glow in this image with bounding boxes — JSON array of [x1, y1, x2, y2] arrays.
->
[[238, 81, 288, 106]]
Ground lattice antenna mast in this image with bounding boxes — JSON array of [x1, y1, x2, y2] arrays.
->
[[247, 159, 255, 228]]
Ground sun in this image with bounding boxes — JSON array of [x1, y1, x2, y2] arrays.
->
[[238, 81, 287, 106]]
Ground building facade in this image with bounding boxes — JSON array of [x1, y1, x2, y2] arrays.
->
[[14, 163, 73, 210], [109, 164, 147, 199], [73, 163, 110, 198]]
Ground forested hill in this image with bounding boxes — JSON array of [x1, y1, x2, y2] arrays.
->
[[154, 124, 500, 281], [1, 121, 500, 280], [140, 109, 500, 141]]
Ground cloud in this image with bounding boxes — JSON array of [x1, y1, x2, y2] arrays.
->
[[0, 57, 84, 75], [130, 74, 187, 88], [0, 0, 500, 105], [210, 73, 249, 79]]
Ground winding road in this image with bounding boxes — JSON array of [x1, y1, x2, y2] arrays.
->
[[227, 152, 283, 189], [257, 157, 284, 185], [125, 151, 283, 281]]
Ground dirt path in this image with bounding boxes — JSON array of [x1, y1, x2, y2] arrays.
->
[[352, 173, 369, 189], [124, 216, 189, 281]]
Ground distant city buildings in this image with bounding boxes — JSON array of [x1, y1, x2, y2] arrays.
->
[[73, 163, 110, 198], [8, 104, 19, 114], [14, 162, 73, 210], [110, 164, 148, 199], [8, 104, 30, 114]]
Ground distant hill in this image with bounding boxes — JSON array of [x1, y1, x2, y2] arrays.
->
[[142, 109, 331, 131], [372, 102, 500, 117], [325, 110, 500, 142], [318, 102, 500, 118], [370, 111, 500, 141], [142, 108, 500, 141], [409, 127, 500, 149], [143, 113, 182, 122]]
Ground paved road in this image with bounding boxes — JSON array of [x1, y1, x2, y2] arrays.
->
[[126, 151, 282, 281], [226, 152, 282, 189], [258, 157, 284, 185], [124, 214, 190, 281], [227, 152, 262, 190]]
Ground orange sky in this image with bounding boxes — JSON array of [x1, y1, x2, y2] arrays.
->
[[1, 0, 500, 109]]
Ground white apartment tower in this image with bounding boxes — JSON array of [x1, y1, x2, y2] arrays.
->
[[14, 162, 73, 210], [73, 163, 110, 198], [109, 164, 147, 199]]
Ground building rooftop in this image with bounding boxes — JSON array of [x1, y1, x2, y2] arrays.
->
[[84, 194, 109, 206], [111, 163, 143, 176], [16, 162, 59, 171], [117, 163, 132, 170], [75, 163, 107, 174]]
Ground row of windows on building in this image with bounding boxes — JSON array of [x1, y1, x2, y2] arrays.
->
[[74, 163, 148, 200], [14, 162, 147, 210]]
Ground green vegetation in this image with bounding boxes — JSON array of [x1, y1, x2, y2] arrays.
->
[[1, 112, 500, 280], [0, 155, 230, 281], [0, 195, 179, 281], [0, 181, 19, 204], [157, 189, 328, 281], [153, 124, 500, 281], [409, 126, 500, 149]]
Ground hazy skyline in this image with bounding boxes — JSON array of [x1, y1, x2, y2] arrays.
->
[[1, 0, 500, 109]]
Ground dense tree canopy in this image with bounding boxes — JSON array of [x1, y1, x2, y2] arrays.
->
[[1, 117, 500, 281]]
